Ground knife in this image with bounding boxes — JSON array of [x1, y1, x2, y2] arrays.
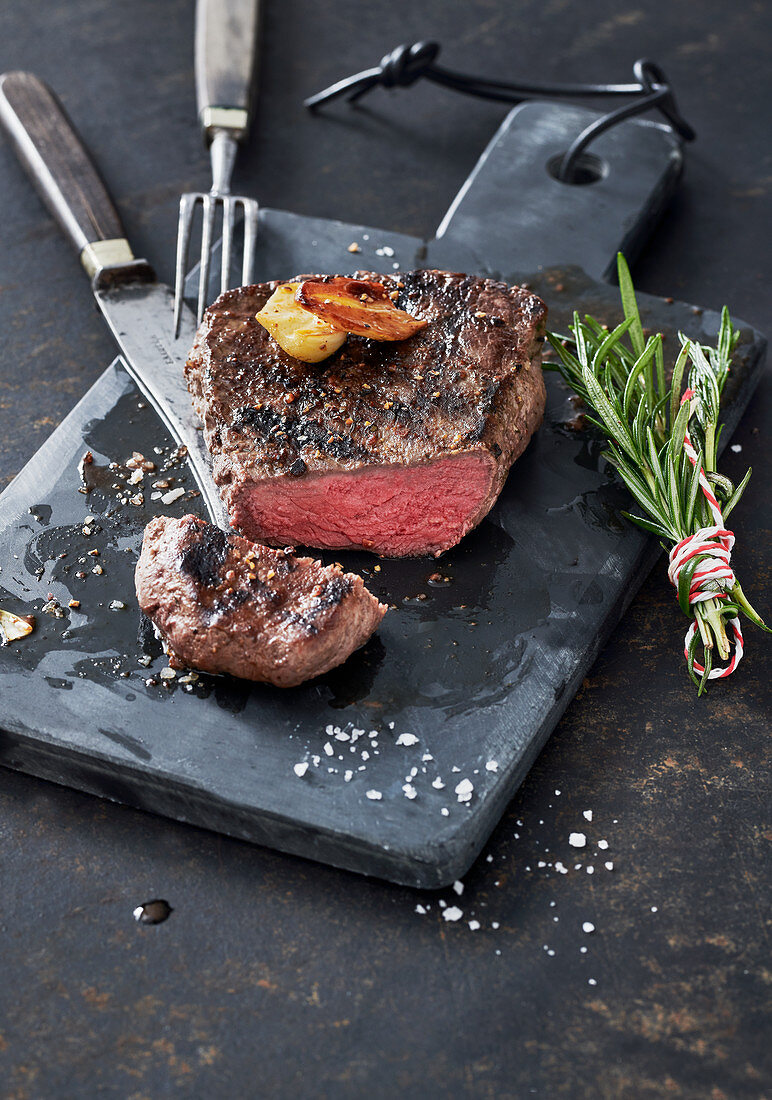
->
[[0, 71, 228, 527]]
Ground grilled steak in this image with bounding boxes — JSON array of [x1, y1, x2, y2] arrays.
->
[[185, 269, 547, 557], [135, 515, 386, 687]]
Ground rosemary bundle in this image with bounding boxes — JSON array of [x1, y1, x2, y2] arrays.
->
[[547, 254, 768, 693]]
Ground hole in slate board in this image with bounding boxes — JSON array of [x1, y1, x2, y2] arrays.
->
[[546, 152, 607, 186]]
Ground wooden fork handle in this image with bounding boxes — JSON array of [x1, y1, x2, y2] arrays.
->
[[195, 0, 261, 142]]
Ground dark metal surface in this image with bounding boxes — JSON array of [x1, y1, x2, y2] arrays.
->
[[0, 1, 770, 1096]]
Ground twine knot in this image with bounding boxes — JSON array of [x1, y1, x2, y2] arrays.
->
[[378, 41, 440, 90]]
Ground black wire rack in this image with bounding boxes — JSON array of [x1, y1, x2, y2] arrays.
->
[[305, 41, 695, 184]]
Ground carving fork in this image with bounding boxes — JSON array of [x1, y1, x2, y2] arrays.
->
[[173, 0, 261, 337]]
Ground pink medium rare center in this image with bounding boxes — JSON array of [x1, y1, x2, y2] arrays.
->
[[231, 452, 495, 557]]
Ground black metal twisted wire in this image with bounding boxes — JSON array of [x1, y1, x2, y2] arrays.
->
[[305, 42, 695, 183]]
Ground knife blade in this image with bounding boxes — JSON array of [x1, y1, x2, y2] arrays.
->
[[0, 70, 228, 527]]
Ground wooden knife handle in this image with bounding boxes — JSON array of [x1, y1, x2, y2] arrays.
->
[[195, 0, 261, 141], [0, 71, 152, 285]]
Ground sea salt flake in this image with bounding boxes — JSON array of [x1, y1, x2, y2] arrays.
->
[[366, 789, 382, 800], [161, 487, 185, 505], [396, 733, 419, 746], [569, 832, 586, 848], [334, 731, 350, 741], [422, 753, 433, 762], [293, 762, 309, 778], [452, 880, 464, 896], [109, 600, 126, 611], [455, 778, 474, 803], [432, 777, 445, 789], [485, 760, 499, 772], [442, 906, 463, 922]]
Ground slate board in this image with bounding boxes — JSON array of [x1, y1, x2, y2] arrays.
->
[[0, 104, 766, 887]]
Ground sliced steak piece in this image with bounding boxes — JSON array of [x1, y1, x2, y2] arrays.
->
[[185, 269, 547, 557], [135, 515, 386, 687]]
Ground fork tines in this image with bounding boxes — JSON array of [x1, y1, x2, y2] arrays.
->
[[173, 192, 259, 338]]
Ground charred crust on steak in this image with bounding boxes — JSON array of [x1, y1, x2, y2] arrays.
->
[[179, 520, 229, 588]]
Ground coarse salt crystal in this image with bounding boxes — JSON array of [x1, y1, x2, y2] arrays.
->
[[293, 762, 309, 778], [344, 770, 353, 782], [159, 667, 176, 680], [569, 832, 586, 848], [455, 778, 474, 802], [323, 743, 334, 757], [730, 444, 742, 453], [468, 920, 480, 931], [402, 784, 417, 800], [583, 810, 592, 822], [586, 866, 594, 875], [415, 904, 426, 915], [396, 733, 419, 746], [651, 906, 658, 913], [432, 777, 445, 789], [554, 862, 568, 874], [588, 978, 597, 986], [442, 906, 463, 922], [422, 753, 433, 762], [109, 600, 125, 611], [366, 789, 382, 800], [334, 730, 350, 741], [491, 921, 500, 930], [598, 839, 609, 850], [604, 861, 614, 871], [161, 487, 185, 505], [452, 880, 464, 896], [441, 808, 449, 816], [582, 922, 595, 934], [485, 760, 499, 772]]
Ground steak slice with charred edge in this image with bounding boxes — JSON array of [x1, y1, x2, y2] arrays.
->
[[135, 515, 386, 687], [185, 269, 547, 558]]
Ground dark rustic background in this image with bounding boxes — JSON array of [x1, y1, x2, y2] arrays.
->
[[0, 2, 769, 1097]]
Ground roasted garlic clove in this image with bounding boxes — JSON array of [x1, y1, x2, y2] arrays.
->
[[296, 278, 427, 341], [255, 283, 347, 363], [0, 608, 35, 644]]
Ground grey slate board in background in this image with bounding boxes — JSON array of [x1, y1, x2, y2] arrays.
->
[[0, 104, 766, 887]]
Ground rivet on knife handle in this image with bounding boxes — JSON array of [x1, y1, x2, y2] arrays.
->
[[0, 71, 154, 289], [195, 0, 260, 141]]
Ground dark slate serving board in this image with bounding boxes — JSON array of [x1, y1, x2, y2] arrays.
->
[[0, 104, 766, 887]]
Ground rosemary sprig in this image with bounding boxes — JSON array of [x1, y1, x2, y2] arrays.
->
[[546, 253, 768, 693]]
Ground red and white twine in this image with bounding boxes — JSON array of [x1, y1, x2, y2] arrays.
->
[[666, 389, 743, 679]]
